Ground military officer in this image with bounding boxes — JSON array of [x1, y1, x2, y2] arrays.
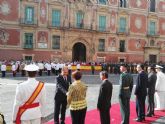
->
[[119, 64, 133, 124], [12, 64, 46, 124]]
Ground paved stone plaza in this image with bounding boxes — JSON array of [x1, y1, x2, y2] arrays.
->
[[0, 74, 165, 124]]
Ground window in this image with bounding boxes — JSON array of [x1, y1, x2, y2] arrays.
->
[[119, 59, 125, 63], [149, 21, 156, 35], [119, 40, 125, 52], [120, 0, 127, 8], [99, 16, 106, 31], [98, 39, 105, 51], [76, 12, 84, 28], [99, 0, 106, 5], [52, 10, 61, 27], [119, 17, 126, 32], [25, 7, 34, 24], [24, 33, 33, 49], [25, 56, 32, 61], [150, 0, 156, 12], [52, 36, 60, 49]]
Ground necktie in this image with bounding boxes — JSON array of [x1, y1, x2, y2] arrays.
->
[[64, 76, 67, 82]]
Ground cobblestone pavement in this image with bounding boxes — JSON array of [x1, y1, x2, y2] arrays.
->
[[0, 74, 164, 124]]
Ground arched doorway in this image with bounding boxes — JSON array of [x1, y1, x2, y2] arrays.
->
[[72, 42, 86, 62]]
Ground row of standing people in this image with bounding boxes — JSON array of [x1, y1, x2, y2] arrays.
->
[[0, 61, 81, 77], [101, 63, 165, 74], [10, 64, 111, 124], [119, 64, 165, 123], [11, 63, 165, 124]]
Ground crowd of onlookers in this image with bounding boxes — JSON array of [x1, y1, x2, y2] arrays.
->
[[0, 60, 95, 77], [0, 60, 165, 77]]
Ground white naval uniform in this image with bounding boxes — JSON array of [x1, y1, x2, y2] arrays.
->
[[12, 78, 46, 124], [76, 64, 81, 70], [155, 71, 165, 110], [12, 64, 16, 71], [38, 63, 44, 70], [1, 64, 6, 71]]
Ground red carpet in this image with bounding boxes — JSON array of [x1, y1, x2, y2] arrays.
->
[[46, 102, 165, 124]]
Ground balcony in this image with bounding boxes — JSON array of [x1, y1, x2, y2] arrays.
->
[[48, 21, 66, 30], [146, 32, 159, 38], [116, 29, 129, 36], [19, 18, 38, 27], [144, 45, 160, 49], [48, 21, 111, 33], [119, 47, 126, 52], [23, 44, 33, 49], [69, 24, 93, 31]]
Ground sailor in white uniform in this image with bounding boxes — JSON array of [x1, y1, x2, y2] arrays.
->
[[12, 64, 46, 124], [155, 65, 165, 110]]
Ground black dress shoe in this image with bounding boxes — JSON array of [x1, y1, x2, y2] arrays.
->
[[134, 118, 143, 122], [146, 114, 152, 117]]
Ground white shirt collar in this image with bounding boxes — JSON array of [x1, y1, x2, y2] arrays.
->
[[27, 78, 36, 82]]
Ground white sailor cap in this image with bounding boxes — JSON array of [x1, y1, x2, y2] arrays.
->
[[24, 64, 39, 71], [155, 65, 163, 69]]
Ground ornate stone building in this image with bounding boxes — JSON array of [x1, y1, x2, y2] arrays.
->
[[0, 0, 165, 63]]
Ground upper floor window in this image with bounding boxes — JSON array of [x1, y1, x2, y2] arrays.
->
[[119, 17, 126, 32], [149, 21, 156, 35], [52, 10, 61, 27], [25, 7, 34, 24], [52, 35, 60, 49], [119, 40, 125, 52], [99, 0, 107, 5], [98, 39, 105, 51], [120, 0, 127, 8], [24, 33, 33, 49], [99, 16, 106, 31], [76, 11, 84, 28], [150, 0, 156, 12]]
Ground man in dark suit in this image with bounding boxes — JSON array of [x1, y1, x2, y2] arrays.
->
[[97, 71, 113, 124], [54, 66, 72, 124], [119, 64, 133, 124], [134, 64, 148, 122], [146, 66, 157, 117]]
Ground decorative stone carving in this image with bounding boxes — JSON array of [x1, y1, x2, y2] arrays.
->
[[0, 1, 11, 15], [0, 30, 9, 43], [89, 0, 97, 4], [135, 18, 142, 29], [40, 7, 46, 18], [162, 23, 165, 30], [39, 35, 46, 42], [135, 39, 141, 49], [111, 15, 115, 26], [162, 4, 165, 11], [136, 0, 142, 7], [76, 2, 86, 11], [110, 39, 116, 47]]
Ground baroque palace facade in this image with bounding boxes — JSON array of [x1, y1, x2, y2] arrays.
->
[[0, 0, 165, 63]]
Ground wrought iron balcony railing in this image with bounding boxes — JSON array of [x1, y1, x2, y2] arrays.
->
[[20, 18, 38, 26], [23, 44, 33, 49]]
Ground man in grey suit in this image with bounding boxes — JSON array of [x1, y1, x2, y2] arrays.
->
[[119, 64, 133, 124], [97, 71, 113, 124], [146, 66, 157, 117]]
